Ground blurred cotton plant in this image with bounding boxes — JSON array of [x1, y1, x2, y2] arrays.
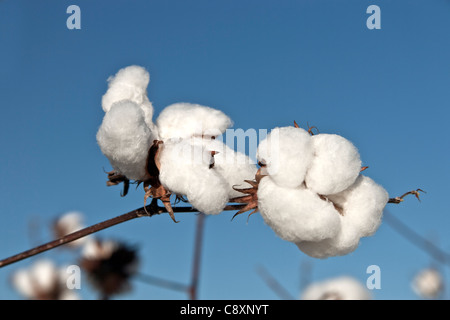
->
[[11, 259, 79, 300], [53, 211, 89, 248], [80, 238, 139, 299], [300, 276, 372, 300], [411, 267, 444, 299]]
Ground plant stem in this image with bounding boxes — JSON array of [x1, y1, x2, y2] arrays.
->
[[0, 201, 246, 269]]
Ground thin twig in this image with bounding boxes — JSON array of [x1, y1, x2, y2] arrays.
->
[[256, 265, 295, 300], [384, 209, 450, 266], [135, 273, 190, 293], [0, 201, 246, 269]]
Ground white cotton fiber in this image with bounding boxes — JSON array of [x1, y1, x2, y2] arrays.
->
[[101, 65, 156, 132], [305, 133, 361, 195], [327, 174, 389, 237], [257, 126, 314, 188], [300, 276, 372, 300], [257, 176, 341, 243], [158, 139, 229, 215], [156, 103, 232, 141], [412, 268, 444, 299], [296, 175, 389, 258], [202, 139, 258, 198], [96, 100, 156, 181]]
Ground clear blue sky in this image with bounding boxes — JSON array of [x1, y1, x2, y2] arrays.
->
[[1, 0, 449, 300]]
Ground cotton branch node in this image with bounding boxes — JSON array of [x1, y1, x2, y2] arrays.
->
[[388, 189, 426, 204]]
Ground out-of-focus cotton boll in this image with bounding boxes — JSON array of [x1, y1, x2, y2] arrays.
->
[[82, 238, 117, 260], [202, 139, 258, 198], [101, 65, 156, 131], [412, 268, 444, 299], [97, 100, 155, 181], [257, 177, 341, 243], [300, 276, 372, 300], [11, 260, 79, 300], [53, 211, 88, 248], [296, 175, 389, 258], [156, 103, 232, 141], [256, 126, 314, 188], [305, 134, 361, 195], [159, 139, 229, 215]]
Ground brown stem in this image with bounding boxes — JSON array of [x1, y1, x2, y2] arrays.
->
[[0, 201, 246, 269]]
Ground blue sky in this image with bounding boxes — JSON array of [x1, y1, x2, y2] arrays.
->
[[0, 0, 449, 300]]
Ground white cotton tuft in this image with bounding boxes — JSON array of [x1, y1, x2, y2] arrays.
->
[[202, 139, 258, 198], [300, 276, 372, 300], [158, 139, 229, 215], [156, 103, 232, 141], [257, 176, 341, 243], [256, 126, 314, 188], [82, 238, 117, 260], [54, 211, 88, 247], [11, 260, 60, 299], [101, 65, 156, 131], [412, 268, 444, 299], [305, 133, 362, 195], [296, 175, 389, 258], [96, 100, 156, 181], [11, 269, 35, 299]]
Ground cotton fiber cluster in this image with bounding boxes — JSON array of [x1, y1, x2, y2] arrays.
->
[[256, 126, 389, 258], [97, 65, 257, 216], [300, 276, 372, 300], [53, 211, 89, 248], [411, 268, 443, 299], [11, 259, 79, 300]]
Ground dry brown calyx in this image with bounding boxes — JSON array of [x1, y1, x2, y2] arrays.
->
[[229, 164, 267, 221]]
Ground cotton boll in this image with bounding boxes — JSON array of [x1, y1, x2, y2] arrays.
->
[[101, 65, 156, 131], [297, 175, 389, 258], [301, 276, 372, 300], [305, 134, 361, 195], [82, 238, 117, 260], [11, 269, 35, 299], [202, 139, 258, 198], [156, 103, 232, 141], [412, 268, 443, 299], [159, 139, 229, 215], [29, 260, 58, 294], [53, 211, 88, 248], [96, 100, 156, 181], [257, 176, 341, 243], [257, 126, 314, 188]]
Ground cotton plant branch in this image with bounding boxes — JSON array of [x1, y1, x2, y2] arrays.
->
[[384, 209, 450, 266], [0, 200, 245, 269], [256, 265, 295, 300]]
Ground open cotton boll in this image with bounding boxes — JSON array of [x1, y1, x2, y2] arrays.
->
[[257, 126, 314, 188], [96, 100, 155, 181], [257, 176, 341, 243], [305, 133, 361, 195], [412, 268, 444, 299], [101, 65, 156, 131], [297, 175, 389, 258], [12, 260, 59, 300], [159, 139, 229, 215], [202, 139, 258, 198], [156, 103, 232, 141], [300, 276, 372, 300]]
